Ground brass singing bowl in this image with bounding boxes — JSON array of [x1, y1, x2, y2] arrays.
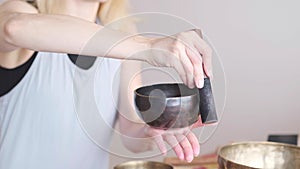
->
[[134, 83, 199, 129], [114, 161, 173, 169], [218, 141, 300, 169]]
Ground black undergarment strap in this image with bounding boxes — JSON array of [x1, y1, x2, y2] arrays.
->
[[67, 54, 96, 70], [0, 51, 38, 97], [0, 52, 96, 97]]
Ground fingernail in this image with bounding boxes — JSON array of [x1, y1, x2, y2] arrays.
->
[[197, 79, 204, 88], [194, 149, 200, 157], [179, 153, 184, 160], [195, 81, 200, 88], [187, 155, 193, 163]]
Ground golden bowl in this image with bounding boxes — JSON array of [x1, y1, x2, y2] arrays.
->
[[114, 161, 173, 169], [218, 141, 300, 169]]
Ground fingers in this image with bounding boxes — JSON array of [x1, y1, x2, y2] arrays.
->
[[162, 128, 199, 162], [175, 30, 212, 88], [192, 31, 213, 78], [174, 39, 202, 88], [175, 134, 194, 162], [154, 135, 167, 155], [164, 134, 185, 160], [147, 128, 167, 155], [185, 47, 204, 88], [186, 132, 200, 156], [164, 133, 195, 162], [148, 126, 201, 163], [178, 46, 195, 88], [172, 57, 188, 86], [171, 41, 195, 88], [199, 45, 213, 79], [148, 30, 212, 87]]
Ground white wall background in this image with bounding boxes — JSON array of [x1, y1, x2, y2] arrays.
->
[[110, 0, 300, 168]]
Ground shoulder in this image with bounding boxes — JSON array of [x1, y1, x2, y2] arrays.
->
[[0, 0, 38, 69]]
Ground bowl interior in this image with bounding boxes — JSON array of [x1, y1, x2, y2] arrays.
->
[[135, 83, 197, 98], [219, 142, 300, 169]]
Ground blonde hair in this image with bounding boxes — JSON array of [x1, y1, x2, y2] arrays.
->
[[26, 0, 132, 32]]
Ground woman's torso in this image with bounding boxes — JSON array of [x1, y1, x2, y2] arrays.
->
[[0, 51, 121, 169]]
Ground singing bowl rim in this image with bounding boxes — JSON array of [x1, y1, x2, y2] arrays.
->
[[134, 83, 198, 98], [113, 160, 173, 169], [218, 141, 300, 169]]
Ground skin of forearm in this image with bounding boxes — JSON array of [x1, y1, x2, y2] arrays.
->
[[118, 61, 155, 153], [118, 116, 155, 153], [4, 13, 150, 61]]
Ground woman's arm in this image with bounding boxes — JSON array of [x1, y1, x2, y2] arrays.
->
[[1, 1, 213, 89], [117, 59, 152, 152], [0, 0, 38, 52], [0, 1, 148, 59]]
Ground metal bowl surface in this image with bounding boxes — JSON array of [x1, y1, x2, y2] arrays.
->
[[114, 161, 173, 169], [134, 83, 199, 129], [218, 141, 300, 169]]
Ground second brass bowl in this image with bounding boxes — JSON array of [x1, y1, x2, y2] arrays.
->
[[218, 141, 300, 169], [114, 161, 173, 169]]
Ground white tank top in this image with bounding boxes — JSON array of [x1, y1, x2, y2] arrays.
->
[[0, 52, 121, 169]]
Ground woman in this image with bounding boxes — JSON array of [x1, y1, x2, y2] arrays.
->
[[0, 0, 213, 168]]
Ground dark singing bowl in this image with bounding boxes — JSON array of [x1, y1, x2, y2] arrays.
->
[[114, 161, 173, 169], [134, 83, 199, 129], [218, 141, 300, 169]]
